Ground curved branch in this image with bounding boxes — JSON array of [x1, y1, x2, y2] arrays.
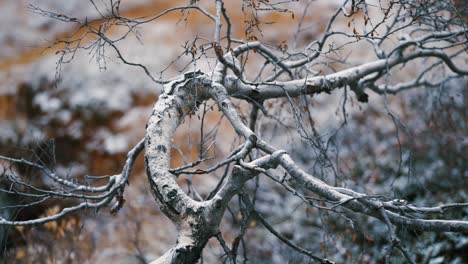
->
[[223, 47, 468, 100]]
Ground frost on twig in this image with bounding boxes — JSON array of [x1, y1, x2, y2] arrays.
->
[[1, 0, 467, 263]]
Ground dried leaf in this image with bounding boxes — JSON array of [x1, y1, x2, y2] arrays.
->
[[364, 234, 374, 242], [16, 248, 26, 260], [15, 226, 24, 234], [232, 237, 241, 252]]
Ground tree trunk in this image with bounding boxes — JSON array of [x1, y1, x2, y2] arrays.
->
[[145, 78, 218, 264], [150, 212, 214, 264]]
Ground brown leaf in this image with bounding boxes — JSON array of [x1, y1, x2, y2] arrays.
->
[[15, 226, 24, 234], [353, 28, 361, 40], [16, 248, 26, 260], [232, 237, 241, 253], [364, 234, 374, 242]]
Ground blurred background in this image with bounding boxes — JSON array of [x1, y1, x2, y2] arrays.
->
[[0, 0, 466, 263]]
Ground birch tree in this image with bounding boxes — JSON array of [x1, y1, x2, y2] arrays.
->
[[1, 0, 467, 263]]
